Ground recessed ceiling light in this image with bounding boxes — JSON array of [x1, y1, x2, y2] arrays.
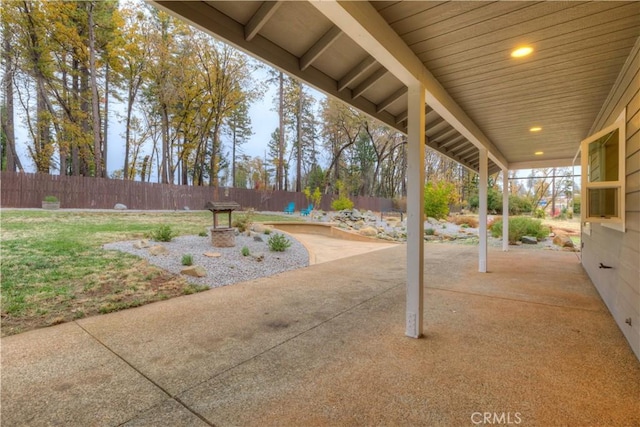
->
[[530, 126, 542, 132], [534, 151, 544, 156], [511, 46, 533, 58]]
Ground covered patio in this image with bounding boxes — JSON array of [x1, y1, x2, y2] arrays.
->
[[2, 244, 639, 425], [149, 0, 640, 352]]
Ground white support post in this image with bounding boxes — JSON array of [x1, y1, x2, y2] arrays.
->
[[406, 83, 425, 338], [479, 148, 488, 273], [502, 169, 509, 252]]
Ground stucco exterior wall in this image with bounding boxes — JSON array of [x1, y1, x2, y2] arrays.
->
[[582, 37, 640, 359]]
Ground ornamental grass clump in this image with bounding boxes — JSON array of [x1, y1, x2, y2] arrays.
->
[[181, 254, 193, 266], [268, 233, 292, 252]]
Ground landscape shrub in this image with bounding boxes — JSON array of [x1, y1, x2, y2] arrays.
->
[[198, 230, 208, 237], [181, 254, 193, 266], [150, 224, 175, 242], [393, 197, 407, 212], [448, 215, 479, 228], [425, 228, 435, 236], [43, 195, 59, 202], [232, 210, 254, 232], [572, 195, 581, 215], [533, 208, 546, 219], [509, 195, 533, 215], [268, 233, 291, 252], [304, 186, 323, 208], [424, 181, 456, 219], [241, 246, 250, 256], [491, 217, 550, 243], [331, 180, 354, 211], [469, 187, 503, 213]]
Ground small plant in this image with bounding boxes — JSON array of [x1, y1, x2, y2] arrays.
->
[[198, 230, 208, 237], [425, 228, 435, 236], [241, 246, 250, 256], [43, 195, 59, 202], [232, 210, 254, 233], [268, 233, 292, 252], [150, 224, 175, 242], [181, 254, 193, 266], [263, 228, 272, 235]]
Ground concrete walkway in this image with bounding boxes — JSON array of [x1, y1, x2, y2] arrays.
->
[[2, 243, 639, 426]]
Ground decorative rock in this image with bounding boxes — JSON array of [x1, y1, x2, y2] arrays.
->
[[251, 252, 265, 262], [521, 236, 538, 245], [133, 239, 150, 249], [181, 265, 207, 277], [253, 234, 264, 242], [203, 252, 222, 258], [358, 226, 378, 237], [252, 224, 270, 233], [183, 206, 190, 211], [553, 233, 575, 248], [114, 203, 127, 210], [149, 245, 169, 255]]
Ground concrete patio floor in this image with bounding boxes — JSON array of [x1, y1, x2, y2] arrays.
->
[[2, 243, 639, 426]]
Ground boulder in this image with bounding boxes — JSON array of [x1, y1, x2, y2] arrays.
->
[[148, 245, 169, 256], [114, 203, 127, 210], [553, 233, 575, 248], [203, 252, 222, 258], [133, 239, 150, 249], [253, 234, 264, 242], [181, 265, 207, 277], [358, 226, 378, 237], [521, 236, 538, 244], [252, 224, 272, 233]]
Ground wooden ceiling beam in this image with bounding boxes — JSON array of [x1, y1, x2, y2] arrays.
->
[[245, 1, 282, 41], [300, 26, 343, 71]]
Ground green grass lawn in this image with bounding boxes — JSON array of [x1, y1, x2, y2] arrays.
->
[[0, 209, 297, 336]]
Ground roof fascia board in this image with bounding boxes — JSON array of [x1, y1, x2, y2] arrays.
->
[[310, 0, 509, 170], [509, 158, 575, 170]]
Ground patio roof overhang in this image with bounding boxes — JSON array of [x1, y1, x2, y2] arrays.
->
[[148, 0, 640, 338], [150, 1, 639, 174]]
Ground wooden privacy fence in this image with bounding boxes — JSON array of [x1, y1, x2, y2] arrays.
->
[[0, 172, 394, 213]]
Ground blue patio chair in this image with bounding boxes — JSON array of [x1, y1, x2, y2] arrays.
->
[[284, 202, 295, 214], [301, 204, 313, 216]]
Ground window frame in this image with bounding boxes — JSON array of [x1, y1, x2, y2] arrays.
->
[[580, 109, 626, 232]]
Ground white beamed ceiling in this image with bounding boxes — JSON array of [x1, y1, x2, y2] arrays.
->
[[153, 1, 640, 174]]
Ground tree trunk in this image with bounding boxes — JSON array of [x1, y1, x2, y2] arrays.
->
[[1, 22, 22, 172], [160, 103, 169, 183], [72, 60, 80, 176], [277, 72, 285, 190], [295, 88, 302, 192], [232, 124, 237, 188], [80, 66, 90, 176], [103, 61, 109, 177], [87, 2, 103, 178]]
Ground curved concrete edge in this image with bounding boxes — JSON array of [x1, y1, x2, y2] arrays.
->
[[262, 221, 400, 244]]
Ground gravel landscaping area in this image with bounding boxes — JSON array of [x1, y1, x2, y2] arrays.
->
[[104, 232, 309, 288]]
